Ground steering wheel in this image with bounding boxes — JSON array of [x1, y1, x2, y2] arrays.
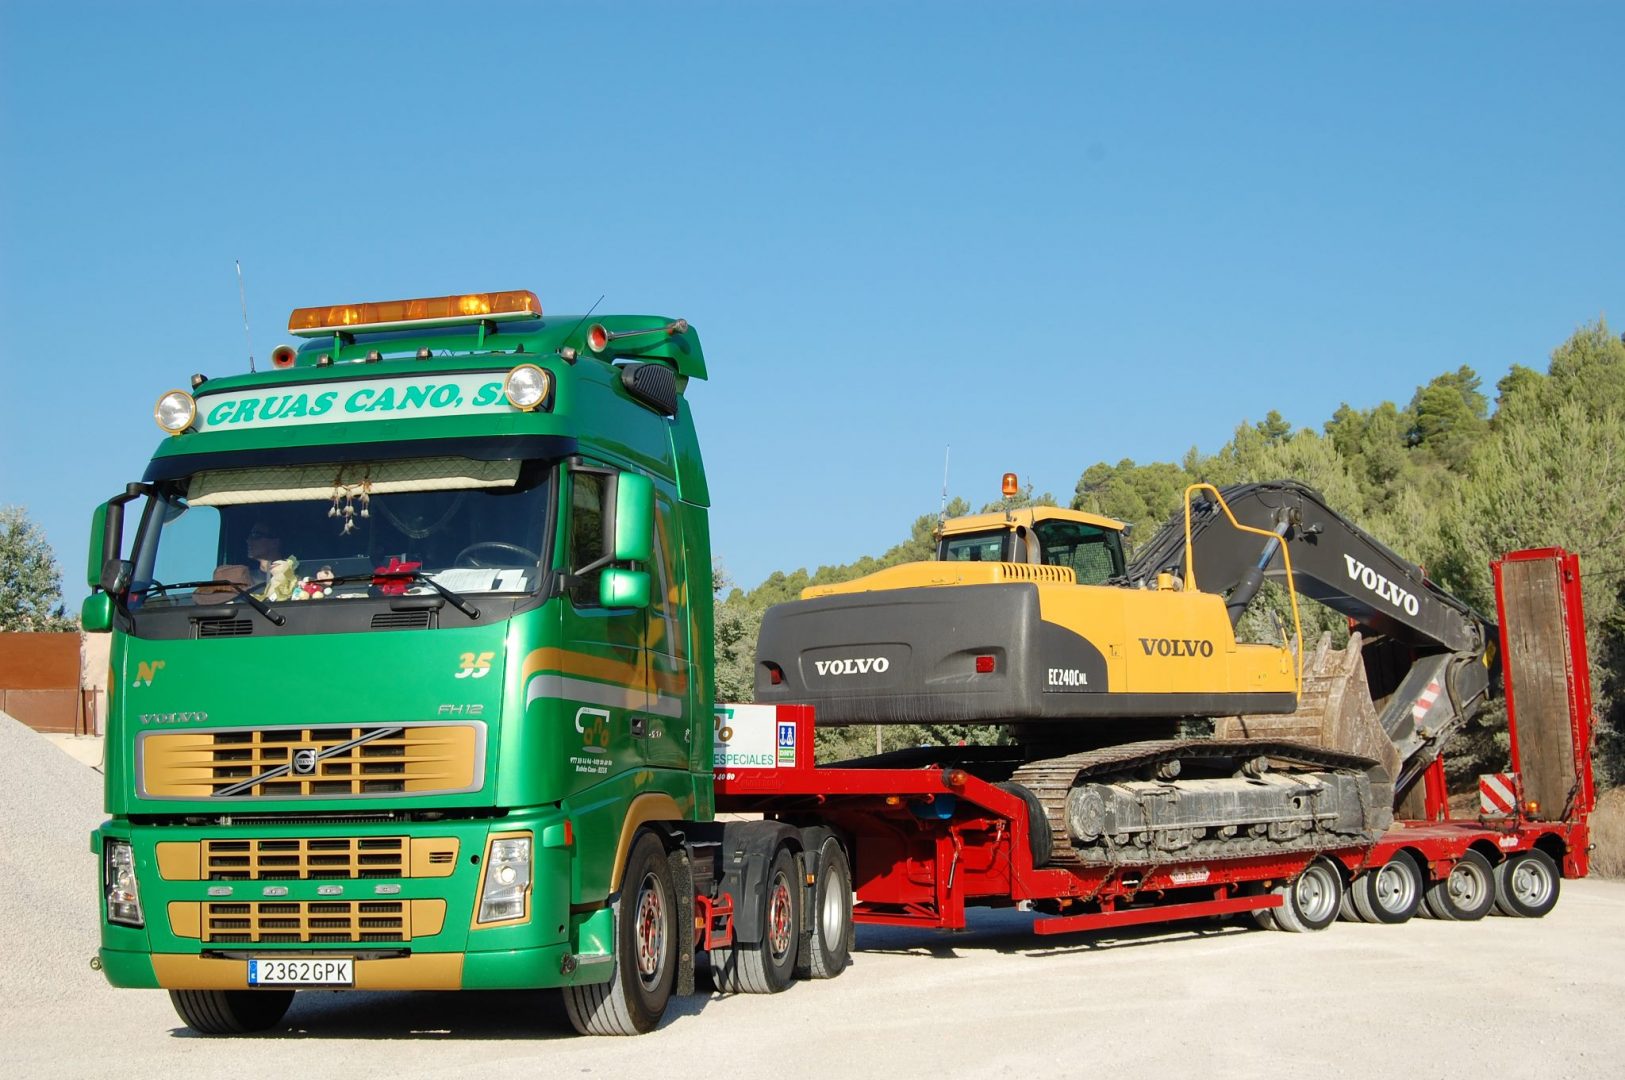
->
[[454, 541, 541, 569]]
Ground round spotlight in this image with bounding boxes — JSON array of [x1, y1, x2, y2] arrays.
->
[[270, 344, 298, 369], [154, 390, 196, 434], [503, 363, 552, 411], [586, 323, 609, 353]]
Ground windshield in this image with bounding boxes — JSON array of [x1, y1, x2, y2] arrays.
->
[[130, 457, 552, 607]]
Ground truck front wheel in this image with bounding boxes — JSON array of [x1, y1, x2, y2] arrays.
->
[[168, 989, 294, 1034], [563, 830, 677, 1035], [712, 844, 802, 994]]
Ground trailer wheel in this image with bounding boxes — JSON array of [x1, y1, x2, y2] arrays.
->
[[1423, 850, 1496, 921], [563, 830, 677, 1035], [994, 781, 1053, 867], [1351, 854, 1423, 924], [796, 835, 853, 979], [1270, 858, 1343, 933], [168, 989, 294, 1034], [713, 844, 802, 994], [1493, 849, 1560, 918]]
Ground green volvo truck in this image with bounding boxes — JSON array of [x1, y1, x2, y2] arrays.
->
[[86, 290, 845, 1036]]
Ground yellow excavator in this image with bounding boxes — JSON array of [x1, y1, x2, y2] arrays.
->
[[754, 479, 1495, 867]]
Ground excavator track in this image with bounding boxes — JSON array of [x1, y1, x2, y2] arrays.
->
[[1009, 739, 1379, 868]]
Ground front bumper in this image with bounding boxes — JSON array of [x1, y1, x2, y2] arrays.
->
[[94, 814, 615, 992]]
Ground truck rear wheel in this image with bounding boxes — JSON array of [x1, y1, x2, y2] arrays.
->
[[168, 989, 294, 1034], [713, 844, 801, 994], [796, 834, 853, 980], [1493, 849, 1560, 918], [563, 830, 677, 1035], [1270, 858, 1343, 933], [1423, 850, 1495, 921], [1351, 854, 1422, 924]]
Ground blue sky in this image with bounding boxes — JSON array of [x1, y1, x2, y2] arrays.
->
[[3, 1, 1622, 604]]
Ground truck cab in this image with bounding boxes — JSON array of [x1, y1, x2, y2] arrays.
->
[[86, 291, 718, 1033]]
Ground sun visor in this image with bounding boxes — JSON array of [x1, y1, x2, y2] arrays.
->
[[187, 457, 522, 507]]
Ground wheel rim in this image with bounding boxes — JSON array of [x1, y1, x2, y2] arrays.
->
[[1510, 857, 1554, 908], [633, 871, 667, 989], [1293, 864, 1338, 923], [1448, 861, 1488, 908], [767, 871, 794, 961], [819, 863, 847, 945], [1374, 861, 1416, 914]]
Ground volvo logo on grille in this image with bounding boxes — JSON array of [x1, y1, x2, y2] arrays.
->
[[292, 748, 318, 775]]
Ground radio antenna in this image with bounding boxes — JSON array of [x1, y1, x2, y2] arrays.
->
[[561, 294, 606, 352], [937, 444, 952, 530], [235, 260, 256, 372]]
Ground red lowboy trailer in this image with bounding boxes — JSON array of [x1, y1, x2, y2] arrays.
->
[[714, 548, 1594, 942]]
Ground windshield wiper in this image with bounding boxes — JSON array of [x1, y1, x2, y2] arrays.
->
[[146, 580, 287, 627], [321, 570, 482, 620], [373, 569, 482, 620]]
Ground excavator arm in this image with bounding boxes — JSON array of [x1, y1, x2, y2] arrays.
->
[[1127, 481, 1497, 805]]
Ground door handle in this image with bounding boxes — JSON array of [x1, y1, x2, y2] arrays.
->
[[631, 716, 647, 737]]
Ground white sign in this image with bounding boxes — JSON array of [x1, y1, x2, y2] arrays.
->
[[714, 703, 779, 770], [194, 372, 512, 433]]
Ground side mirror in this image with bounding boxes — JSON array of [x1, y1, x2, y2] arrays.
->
[[612, 472, 653, 563], [599, 568, 650, 609], [100, 558, 134, 595], [81, 593, 114, 633], [87, 503, 110, 588]]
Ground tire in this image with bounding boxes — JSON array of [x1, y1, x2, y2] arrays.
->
[[1241, 881, 1278, 930], [1493, 849, 1561, 918], [1423, 850, 1496, 921], [1337, 887, 1362, 923], [1271, 858, 1344, 933], [712, 845, 801, 994], [796, 836, 853, 979], [1352, 855, 1423, 925], [168, 989, 294, 1034], [995, 781, 1053, 867], [563, 830, 677, 1035]]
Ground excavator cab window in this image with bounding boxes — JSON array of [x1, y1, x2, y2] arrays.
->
[[939, 532, 1009, 563], [1030, 520, 1125, 584]]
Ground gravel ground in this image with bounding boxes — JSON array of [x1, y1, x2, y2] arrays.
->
[[4, 712, 1624, 1079]]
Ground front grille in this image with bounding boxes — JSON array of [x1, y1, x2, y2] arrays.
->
[[196, 618, 254, 638], [139, 722, 483, 799], [204, 836, 407, 879], [201, 900, 413, 943]]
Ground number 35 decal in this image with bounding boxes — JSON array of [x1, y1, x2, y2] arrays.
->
[[456, 652, 495, 679]]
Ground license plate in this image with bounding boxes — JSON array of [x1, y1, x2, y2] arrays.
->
[[248, 957, 354, 986]]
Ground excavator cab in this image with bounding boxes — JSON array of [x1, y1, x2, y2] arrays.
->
[[936, 508, 1127, 585]]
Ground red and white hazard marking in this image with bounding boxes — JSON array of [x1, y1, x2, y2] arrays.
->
[[1479, 772, 1519, 815], [1412, 681, 1442, 723]]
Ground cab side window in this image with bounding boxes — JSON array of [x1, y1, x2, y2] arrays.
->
[[568, 471, 609, 606]]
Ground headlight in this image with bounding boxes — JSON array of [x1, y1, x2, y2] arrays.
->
[[503, 364, 552, 411], [476, 833, 532, 924], [153, 390, 196, 434], [105, 839, 144, 927]]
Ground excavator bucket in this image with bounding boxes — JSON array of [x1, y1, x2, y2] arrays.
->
[[1218, 632, 1398, 830]]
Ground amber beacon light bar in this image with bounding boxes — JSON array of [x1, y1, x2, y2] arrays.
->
[[287, 291, 544, 337]]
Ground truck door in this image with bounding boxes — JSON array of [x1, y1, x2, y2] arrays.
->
[[556, 466, 650, 789], [640, 493, 692, 770]]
